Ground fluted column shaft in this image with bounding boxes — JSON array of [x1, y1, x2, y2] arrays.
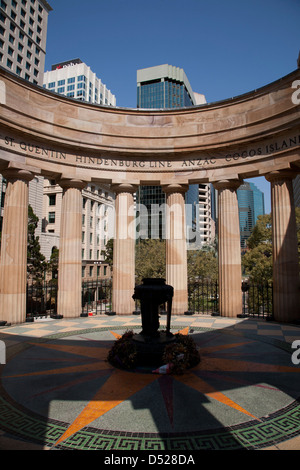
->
[[214, 179, 243, 317], [57, 178, 86, 318], [163, 184, 188, 314], [112, 184, 136, 315], [266, 170, 299, 322], [0, 168, 34, 324]]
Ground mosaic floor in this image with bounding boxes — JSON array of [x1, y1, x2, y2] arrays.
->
[[0, 314, 300, 451]]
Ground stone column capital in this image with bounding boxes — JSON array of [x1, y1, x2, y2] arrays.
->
[[1, 167, 35, 183], [265, 169, 299, 183], [58, 178, 87, 191], [212, 178, 243, 191], [162, 183, 189, 195], [111, 183, 137, 195]]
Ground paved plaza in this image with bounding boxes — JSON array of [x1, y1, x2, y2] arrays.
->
[[0, 313, 300, 451]]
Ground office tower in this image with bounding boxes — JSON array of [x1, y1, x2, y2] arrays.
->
[[136, 64, 208, 245], [237, 181, 265, 250], [0, 0, 52, 85], [43, 58, 116, 106]]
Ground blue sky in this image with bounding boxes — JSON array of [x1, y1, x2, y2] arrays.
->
[[44, 0, 300, 213]]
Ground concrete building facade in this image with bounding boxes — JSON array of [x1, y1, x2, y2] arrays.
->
[[43, 58, 116, 106], [0, 0, 52, 86]]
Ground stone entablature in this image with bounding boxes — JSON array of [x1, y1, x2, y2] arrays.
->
[[0, 67, 299, 187]]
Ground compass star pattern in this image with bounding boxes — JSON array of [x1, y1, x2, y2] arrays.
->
[[1, 324, 300, 450]]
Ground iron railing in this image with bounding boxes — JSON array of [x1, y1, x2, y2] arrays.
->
[[25, 278, 273, 320], [187, 280, 219, 315], [241, 281, 273, 319]]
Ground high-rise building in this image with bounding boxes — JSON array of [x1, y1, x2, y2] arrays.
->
[[0, 0, 52, 86], [237, 181, 265, 250], [136, 64, 211, 246], [43, 58, 116, 106]]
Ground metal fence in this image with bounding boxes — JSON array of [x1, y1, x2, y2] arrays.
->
[[241, 281, 273, 319], [187, 280, 219, 315], [25, 278, 273, 320]]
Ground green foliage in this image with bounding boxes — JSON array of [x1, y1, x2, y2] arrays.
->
[[187, 249, 218, 283], [101, 238, 114, 268], [242, 214, 273, 284], [27, 205, 47, 284], [135, 239, 166, 284], [246, 213, 272, 249]]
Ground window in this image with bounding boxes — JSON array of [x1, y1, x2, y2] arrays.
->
[[77, 75, 86, 82], [18, 42, 23, 51], [57, 87, 64, 94], [48, 212, 55, 223], [19, 19, 25, 29], [33, 68, 38, 77], [10, 10, 16, 20], [48, 81, 55, 88], [17, 54, 22, 63], [67, 77, 75, 84], [16, 65, 21, 75], [7, 45, 13, 56], [8, 33, 14, 43], [49, 194, 56, 206], [89, 266, 93, 276], [0, 1, 7, 11], [58, 79, 65, 86], [12, 0, 17, 7], [67, 84, 75, 91]]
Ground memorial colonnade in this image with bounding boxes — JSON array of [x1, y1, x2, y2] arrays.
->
[[0, 164, 298, 325], [0, 67, 299, 325]]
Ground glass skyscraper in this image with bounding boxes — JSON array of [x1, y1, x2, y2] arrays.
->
[[136, 65, 204, 243], [237, 182, 265, 250]]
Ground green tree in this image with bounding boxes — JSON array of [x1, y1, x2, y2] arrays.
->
[[242, 213, 273, 284], [101, 238, 114, 269], [135, 239, 166, 284], [27, 205, 47, 284], [187, 249, 218, 283], [47, 247, 59, 283]]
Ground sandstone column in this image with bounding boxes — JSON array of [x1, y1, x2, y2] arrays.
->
[[266, 170, 300, 323], [0, 167, 34, 324], [111, 183, 136, 315], [163, 184, 188, 315], [57, 178, 86, 318], [213, 179, 243, 317]]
